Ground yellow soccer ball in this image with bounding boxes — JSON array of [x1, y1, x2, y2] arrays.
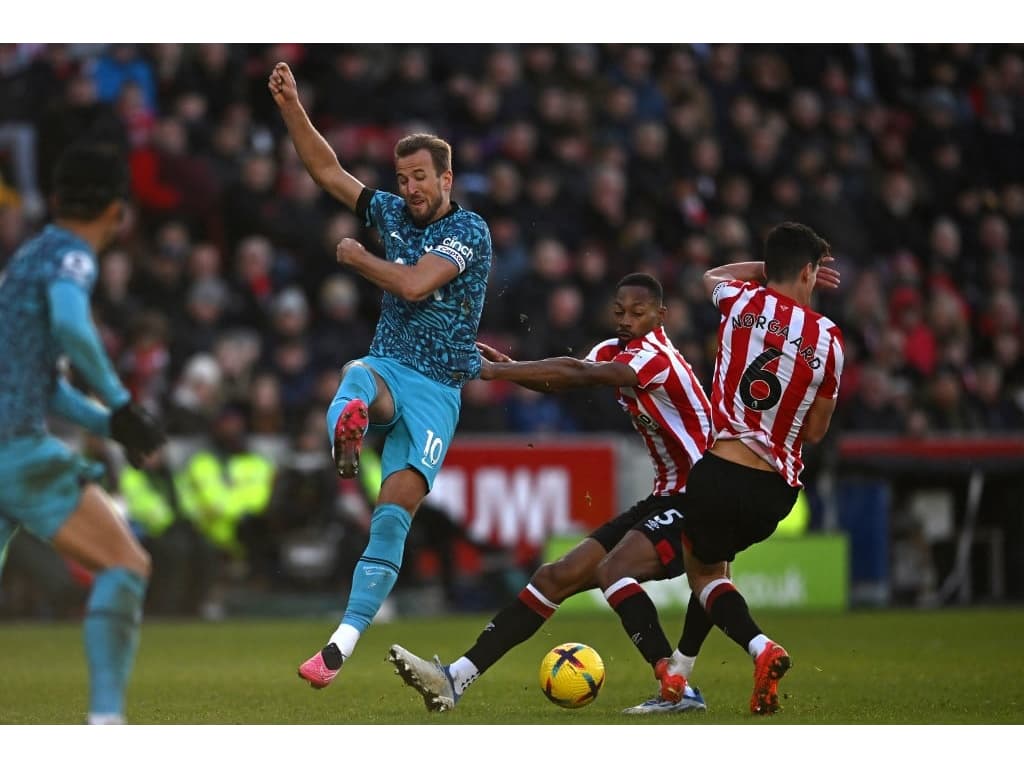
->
[[538, 642, 606, 708]]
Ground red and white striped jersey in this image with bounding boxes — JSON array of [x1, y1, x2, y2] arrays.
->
[[710, 280, 845, 487], [586, 327, 712, 495]]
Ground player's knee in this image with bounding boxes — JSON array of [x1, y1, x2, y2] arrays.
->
[[531, 562, 563, 596], [378, 471, 427, 513], [88, 565, 147, 617], [534, 557, 585, 598], [341, 360, 363, 377], [593, 554, 622, 591], [124, 548, 151, 581], [685, 565, 724, 597]]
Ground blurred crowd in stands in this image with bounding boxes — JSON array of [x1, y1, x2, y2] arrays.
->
[[2, 43, 1023, 616]]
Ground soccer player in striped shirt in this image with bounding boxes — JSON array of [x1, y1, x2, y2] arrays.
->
[[609, 221, 844, 715], [388, 272, 715, 713]]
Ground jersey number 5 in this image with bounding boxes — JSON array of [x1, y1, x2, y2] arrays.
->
[[740, 348, 783, 411]]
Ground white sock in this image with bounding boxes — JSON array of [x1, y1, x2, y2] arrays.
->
[[673, 650, 697, 679], [87, 713, 125, 725], [328, 623, 362, 659], [747, 633, 770, 660], [448, 656, 480, 696]]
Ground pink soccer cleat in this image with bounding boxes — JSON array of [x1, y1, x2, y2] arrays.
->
[[298, 645, 344, 689], [332, 399, 369, 478]]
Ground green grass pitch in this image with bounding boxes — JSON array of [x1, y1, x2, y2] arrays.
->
[[1, 607, 1022, 725]]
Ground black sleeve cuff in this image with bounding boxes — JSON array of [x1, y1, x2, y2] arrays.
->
[[355, 187, 375, 220]]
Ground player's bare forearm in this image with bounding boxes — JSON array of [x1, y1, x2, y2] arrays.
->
[[279, 103, 335, 176], [482, 358, 600, 392], [483, 358, 584, 391], [702, 261, 766, 299], [336, 242, 423, 301], [278, 104, 362, 208], [337, 238, 454, 302]]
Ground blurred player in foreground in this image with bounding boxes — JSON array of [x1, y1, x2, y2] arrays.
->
[[388, 273, 715, 714], [0, 143, 166, 724], [269, 61, 493, 689]]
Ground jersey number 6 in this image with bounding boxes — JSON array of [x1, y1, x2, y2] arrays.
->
[[740, 348, 783, 411]]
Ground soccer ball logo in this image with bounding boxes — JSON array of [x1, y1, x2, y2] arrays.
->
[[538, 642, 605, 708]]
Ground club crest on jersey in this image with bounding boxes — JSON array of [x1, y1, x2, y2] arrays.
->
[[58, 250, 94, 286], [633, 411, 660, 432]]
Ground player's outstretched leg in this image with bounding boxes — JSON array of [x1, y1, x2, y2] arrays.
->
[[385, 584, 556, 712], [388, 644, 460, 712]]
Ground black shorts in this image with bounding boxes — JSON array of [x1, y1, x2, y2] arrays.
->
[[680, 452, 798, 563], [588, 493, 689, 579]]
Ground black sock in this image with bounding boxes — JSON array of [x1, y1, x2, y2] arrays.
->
[[321, 642, 344, 670], [607, 582, 672, 665], [705, 586, 761, 653], [678, 591, 714, 657], [464, 589, 552, 673]]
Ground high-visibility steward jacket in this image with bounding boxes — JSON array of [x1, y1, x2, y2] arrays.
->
[[358, 446, 383, 506], [181, 449, 275, 555], [775, 488, 811, 537], [119, 464, 192, 538]]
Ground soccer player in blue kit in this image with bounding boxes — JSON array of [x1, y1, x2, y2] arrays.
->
[[269, 62, 493, 689], [0, 143, 166, 724]]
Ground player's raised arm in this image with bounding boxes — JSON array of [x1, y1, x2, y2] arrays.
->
[[702, 260, 766, 300], [269, 61, 364, 211], [702, 253, 840, 303]]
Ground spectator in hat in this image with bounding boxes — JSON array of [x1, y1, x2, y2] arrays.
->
[[311, 274, 373, 372], [164, 353, 223, 437]]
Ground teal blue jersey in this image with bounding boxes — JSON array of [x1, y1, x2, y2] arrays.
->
[[0, 223, 128, 441], [358, 190, 492, 389], [0, 225, 99, 439]]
